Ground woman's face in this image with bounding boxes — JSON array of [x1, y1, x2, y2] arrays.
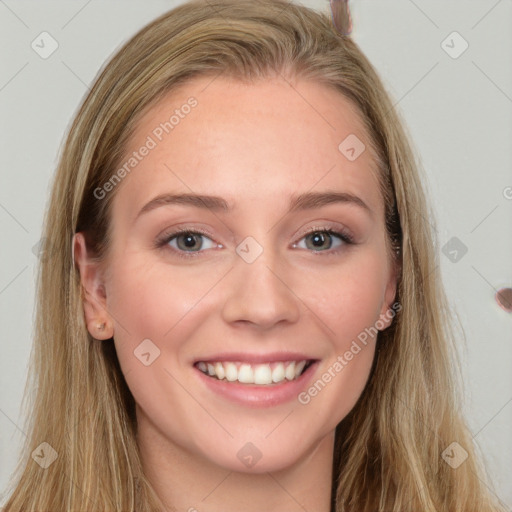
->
[[79, 76, 397, 473]]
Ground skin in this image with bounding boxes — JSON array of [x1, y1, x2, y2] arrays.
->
[[74, 75, 397, 512]]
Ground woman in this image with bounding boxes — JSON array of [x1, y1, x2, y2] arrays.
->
[[3, 0, 505, 510]]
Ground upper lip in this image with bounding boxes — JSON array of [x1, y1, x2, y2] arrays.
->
[[194, 351, 318, 364]]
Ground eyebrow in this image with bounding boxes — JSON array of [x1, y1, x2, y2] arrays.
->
[[135, 191, 373, 220]]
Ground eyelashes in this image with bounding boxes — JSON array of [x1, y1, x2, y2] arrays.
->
[[155, 226, 355, 260], [292, 228, 353, 252], [154, 227, 219, 259]]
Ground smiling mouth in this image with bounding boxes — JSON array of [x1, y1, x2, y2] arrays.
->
[[195, 360, 314, 385]]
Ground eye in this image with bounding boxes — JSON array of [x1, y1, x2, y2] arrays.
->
[[160, 230, 218, 253], [294, 228, 353, 252], [168, 231, 216, 252], [155, 226, 354, 259]]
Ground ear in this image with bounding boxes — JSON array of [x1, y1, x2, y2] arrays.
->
[[72, 232, 114, 340], [377, 255, 400, 331]]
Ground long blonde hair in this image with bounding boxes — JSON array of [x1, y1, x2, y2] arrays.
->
[[3, 1, 505, 510]]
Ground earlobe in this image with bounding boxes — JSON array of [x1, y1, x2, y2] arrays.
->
[[378, 261, 399, 331], [377, 302, 396, 331], [72, 232, 114, 340]]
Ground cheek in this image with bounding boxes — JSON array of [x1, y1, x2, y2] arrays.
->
[[293, 252, 385, 412], [297, 276, 380, 427], [107, 256, 216, 336], [105, 256, 229, 379], [106, 260, 207, 420], [295, 253, 386, 345]]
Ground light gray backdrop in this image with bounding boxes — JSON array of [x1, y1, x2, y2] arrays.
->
[[1, 0, 511, 508]]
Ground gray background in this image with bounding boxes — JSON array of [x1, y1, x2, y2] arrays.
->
[[1, 0, 511, 508]]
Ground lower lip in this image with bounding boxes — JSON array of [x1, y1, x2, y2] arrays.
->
[[194, 362, 319, 408]]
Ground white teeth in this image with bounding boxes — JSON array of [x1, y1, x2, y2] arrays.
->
[[214, 362, 225, 380], [271, 363, 285, 383], [225, 362, 238, 382], [254, 364, 272, 385], [238, 364, 254, 383], [285, 361, 296, 381], [295, 360, 306, 377], [197, 360, 310, 385]]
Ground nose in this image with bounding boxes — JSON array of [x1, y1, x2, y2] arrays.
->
[[221, 248, 301, 330]]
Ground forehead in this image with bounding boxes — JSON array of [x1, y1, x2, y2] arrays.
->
[[111, 75, 384, 221]]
